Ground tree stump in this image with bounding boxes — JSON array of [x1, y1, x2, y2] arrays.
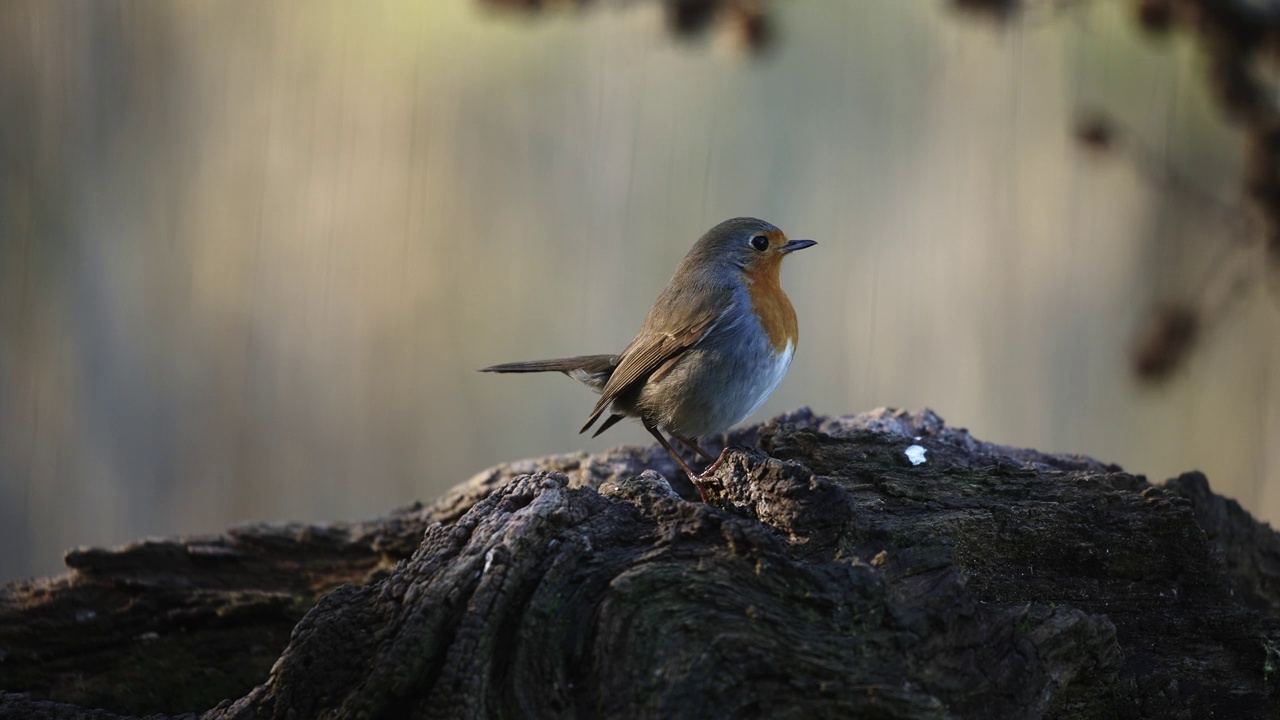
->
[[1, 408, 1277, 719]]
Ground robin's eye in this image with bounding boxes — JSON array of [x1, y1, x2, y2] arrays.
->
[[750, 235, 770, 251]]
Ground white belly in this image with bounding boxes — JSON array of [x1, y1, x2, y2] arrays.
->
[[734, 339, 793, 425], [639, 328, 796, 438]]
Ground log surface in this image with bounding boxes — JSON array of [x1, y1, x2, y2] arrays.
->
[[1, 408, 1277, 719]]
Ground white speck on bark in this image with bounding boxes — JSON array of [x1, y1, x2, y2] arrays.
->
[[905, 445, 927, 466]]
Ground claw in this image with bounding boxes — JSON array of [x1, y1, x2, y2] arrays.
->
[[701, 446, 732, 477]]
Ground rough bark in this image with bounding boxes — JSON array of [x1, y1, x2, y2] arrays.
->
[[1, 408, 1277, 719]]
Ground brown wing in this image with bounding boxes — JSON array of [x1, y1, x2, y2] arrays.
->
[[578, 312, 718, 435]]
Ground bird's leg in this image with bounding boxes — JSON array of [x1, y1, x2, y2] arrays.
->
[[643, 421, 710, 503], [674, 435, 716, 463], [675, 434, 724, 479], [675, 433, 732, 480]]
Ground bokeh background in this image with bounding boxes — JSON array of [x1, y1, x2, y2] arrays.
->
[[3, 0, 1277, 584]]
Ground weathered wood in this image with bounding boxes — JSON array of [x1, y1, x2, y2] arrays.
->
[[1, 409, 1277, 719]]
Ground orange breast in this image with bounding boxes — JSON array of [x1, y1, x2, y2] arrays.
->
[[744, 257, 799, 352]]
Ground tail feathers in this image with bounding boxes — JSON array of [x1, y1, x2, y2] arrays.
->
[[480, 354, 618, 393], [482, 354, 626, 434], [482, 358, 586, 374]]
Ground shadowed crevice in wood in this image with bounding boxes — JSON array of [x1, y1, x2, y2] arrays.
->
[[1, 408, 1277, 719]]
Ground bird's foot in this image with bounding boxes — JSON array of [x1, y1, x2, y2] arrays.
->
[[682, 446, 736, 503], [700, 445, 733, 477], [687, 474, 711, 504]]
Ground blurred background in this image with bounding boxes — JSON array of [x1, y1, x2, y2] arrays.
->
[[2, 0, 1277, 584]]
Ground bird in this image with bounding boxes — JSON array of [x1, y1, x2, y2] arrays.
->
[[481, 217, 815, 502]]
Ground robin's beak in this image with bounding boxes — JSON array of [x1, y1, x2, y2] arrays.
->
[[779, 239, 817, 254]]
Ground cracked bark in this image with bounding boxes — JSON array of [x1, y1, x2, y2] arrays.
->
[[1, 408, 1277, 719]]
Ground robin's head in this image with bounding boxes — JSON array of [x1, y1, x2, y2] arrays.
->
[[684, 217, 816, 278]]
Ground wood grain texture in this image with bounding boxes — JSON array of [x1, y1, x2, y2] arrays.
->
[[1, 408, 1277, 719]]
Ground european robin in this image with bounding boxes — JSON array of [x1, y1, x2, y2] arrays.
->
[[482, 217, 815, 502]]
